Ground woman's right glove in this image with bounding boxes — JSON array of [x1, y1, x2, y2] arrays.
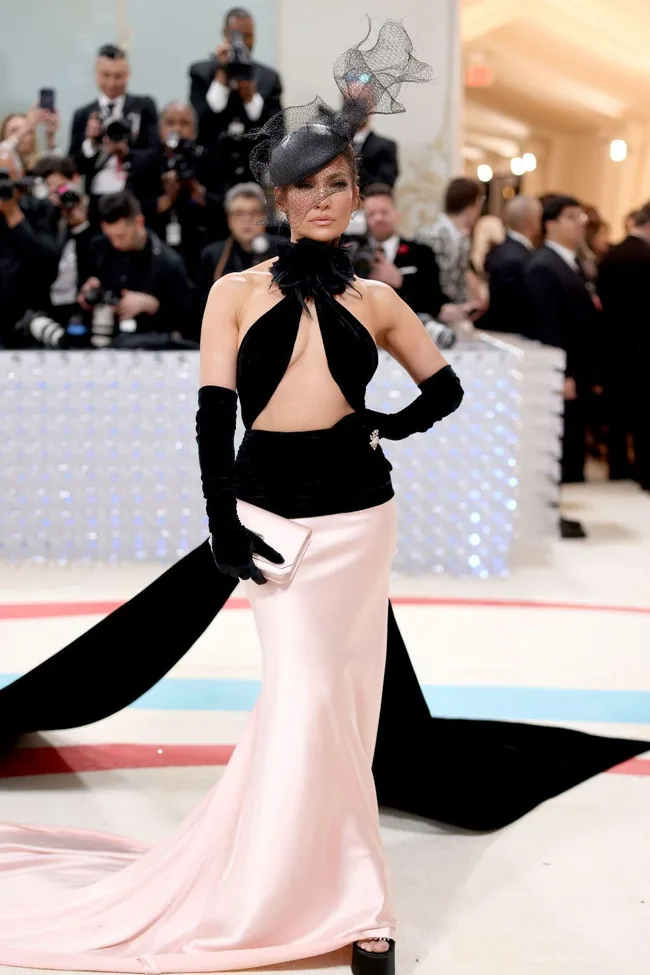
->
[[196, 385, 284, 585]]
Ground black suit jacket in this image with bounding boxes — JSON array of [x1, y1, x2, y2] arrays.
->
[[597, 234, 650, 360], [69, 94, 160, 188], [358, 131, 399, 189], [189, 58, 282, 151], [525, 244, 602, 384], [391, 238, 448, 319], [483, 235, 531, 333], [199, 235, 281, 303], [0, 197, 60, 343]]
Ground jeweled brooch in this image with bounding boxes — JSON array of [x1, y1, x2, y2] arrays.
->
[[369, 429, 380, 451]]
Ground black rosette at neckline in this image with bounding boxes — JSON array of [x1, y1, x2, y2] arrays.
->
[[270, 237, 356, 305]]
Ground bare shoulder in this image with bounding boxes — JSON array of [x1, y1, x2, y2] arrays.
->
[[354, 277, 401, 318]]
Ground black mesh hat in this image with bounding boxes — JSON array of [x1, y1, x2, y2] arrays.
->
[[249, 19, 432, 200]]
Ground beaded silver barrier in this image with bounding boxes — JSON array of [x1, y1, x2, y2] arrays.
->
[[0, 340, 563, 574]]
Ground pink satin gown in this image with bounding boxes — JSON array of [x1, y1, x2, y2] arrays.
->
[[0, 499, 397, 973]]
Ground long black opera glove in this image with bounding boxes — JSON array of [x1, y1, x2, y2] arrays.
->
[[196, 385, 284, 585], [364, 364, 464, 441]]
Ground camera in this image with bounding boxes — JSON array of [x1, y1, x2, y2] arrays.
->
[[104, 116, 132, 143], [163, 133, 206, 182], [226, 30, 253, 82], [57, 184, 83, 210], [16, 310, 90, 350], [16, 310, 67, 349], [418, 314, 457, 350], [85, 286, 120, 348], [344, 234, 377, 279], [0, 169, 34, 202]]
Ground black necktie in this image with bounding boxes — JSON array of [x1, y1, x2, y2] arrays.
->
[[105, 101, 115, 119]]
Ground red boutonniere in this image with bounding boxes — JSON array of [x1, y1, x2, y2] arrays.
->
[[397, 243, 409, 256]]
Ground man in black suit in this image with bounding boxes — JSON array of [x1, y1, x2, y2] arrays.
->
[[362, 183, 474, 324], [353, 123, 399, 189], [128, 100, 228, 284], [482, 195, 541, 333], [188, 7, 282, 187], [69, 44, 159, 225], [33, 155, 95, 325], [525, 195, 603, 537], [199, 183, 280, 303], [78, 191, 196, 347], [0, 148, 60, 347], [597, 202, 650, 490]]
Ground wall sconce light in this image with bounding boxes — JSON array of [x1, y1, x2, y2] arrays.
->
[[477, 164, 493, 182], [510, 157, 526, 176], [610, 139, 628, 162]]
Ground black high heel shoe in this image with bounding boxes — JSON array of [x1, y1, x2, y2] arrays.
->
[[352, 938, 395, 975]]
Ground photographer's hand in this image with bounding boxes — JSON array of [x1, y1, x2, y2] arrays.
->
[[86, 112, 103, 142], [237, 79, 257, 104], [158, 171, 180, 213], [104, 138, 129, 160], [369, 250, 403, 290], [0, 192, 24, 229], [44, 110, 60, 150], [118, 291, 160, 319], [188, 179, 207, 206], [78, 277, 101, 311], [213, 42, 230, 85]]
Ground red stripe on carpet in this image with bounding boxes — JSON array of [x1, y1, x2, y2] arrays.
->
[[1, 744, 648, 779], [0, 744, 235, 778], [606, 757, 650, 776], [2, 596, 650, 621]]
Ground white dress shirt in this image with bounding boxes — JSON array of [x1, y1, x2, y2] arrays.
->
[[206, 79, 264, 122], [352, 128, 370, 152], [82, 94, 128, 196], [544, 239, 578, 271], [50, 221, 90, 307], [507, 229, 533, 251]]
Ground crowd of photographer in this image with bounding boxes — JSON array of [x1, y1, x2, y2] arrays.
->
[[0, 3, 445, 354]]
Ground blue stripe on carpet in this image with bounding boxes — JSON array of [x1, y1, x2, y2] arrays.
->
[[1, 674, 649, 723]]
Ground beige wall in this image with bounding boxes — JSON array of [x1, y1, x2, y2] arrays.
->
[[277, 0, 462, 235], [518, 124, 650, 237]]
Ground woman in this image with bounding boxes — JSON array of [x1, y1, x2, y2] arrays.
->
[[0, 107, 59, 174], [0, 21, 456, 975]]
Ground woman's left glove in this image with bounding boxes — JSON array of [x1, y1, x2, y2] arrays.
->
[[364, 364, 463, 441]]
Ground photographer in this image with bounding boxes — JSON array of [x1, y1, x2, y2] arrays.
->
[[1, 107, 61, 174], [189, 7, 282, 185], [78, 191, 195, 348], [199, 182, 279, 302], [0, 149, 59, 347], [33, 156, 95, 329], [359, 184, 474, 326], [141, 101, 226, 283], [69, 44, 159, 225]]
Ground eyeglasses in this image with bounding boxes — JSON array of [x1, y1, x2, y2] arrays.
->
[[229, 209, 265, 220]]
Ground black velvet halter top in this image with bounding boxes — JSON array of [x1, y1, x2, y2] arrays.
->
[[235, 238, 379, 430]]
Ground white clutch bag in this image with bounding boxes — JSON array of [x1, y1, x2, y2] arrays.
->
[[236, 499, 312, 585]]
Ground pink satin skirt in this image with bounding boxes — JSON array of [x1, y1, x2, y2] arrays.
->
[[0, 499, 398, 973]]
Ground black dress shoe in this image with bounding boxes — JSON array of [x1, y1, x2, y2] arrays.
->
[[559, 517, 587, 539]]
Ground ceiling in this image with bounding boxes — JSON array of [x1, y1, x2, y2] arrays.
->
[[462, 0, 650, 142]]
